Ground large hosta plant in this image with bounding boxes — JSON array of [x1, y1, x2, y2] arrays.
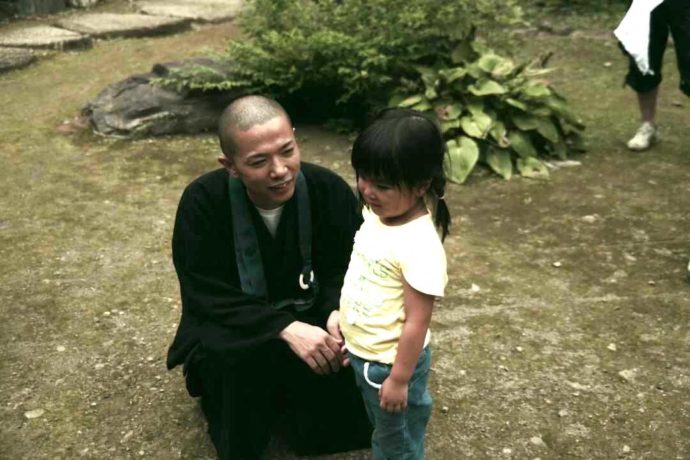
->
[[390, 41, 585, 183]]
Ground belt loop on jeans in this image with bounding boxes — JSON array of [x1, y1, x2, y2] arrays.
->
[[363, 362, 382, 389]]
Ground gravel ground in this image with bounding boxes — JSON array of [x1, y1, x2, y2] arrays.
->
[[1, 7, 688, 460]]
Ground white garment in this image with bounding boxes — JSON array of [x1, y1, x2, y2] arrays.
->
[[255, 205, 284, 237], [614, 0, 665, 75]]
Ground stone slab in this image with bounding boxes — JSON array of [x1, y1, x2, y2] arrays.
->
[[0, 47, 36, 73], [0, 26, 92, 50], [67, 0, 100, 7], [56, 13, 191, 39], [136, 0, 244, 23]]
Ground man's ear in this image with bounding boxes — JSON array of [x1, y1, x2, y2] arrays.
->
[[217, 155, 238, 176]]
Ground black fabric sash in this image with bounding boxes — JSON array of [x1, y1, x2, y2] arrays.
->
[[228, 172, 318, 311]]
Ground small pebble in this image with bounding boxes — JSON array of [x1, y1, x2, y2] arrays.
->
[[441, 406, 449, 413], [552, 261, 562, 268], [647, 280, 656, 286], [618, 369, 637, 383], [530, 436, 546, 447], [515, 346, 524, 352], [607, 343, 617, 351], [470, 283, 481, 293], [56, 345, 66, 352], [24, 409, 44, 419], [502, 448, 512, 455], [121, 430, 133, 443], [622, 445, 631, 453]]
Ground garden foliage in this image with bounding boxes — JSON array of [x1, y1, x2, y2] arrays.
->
[[158, 0, 585, 182], [391, 42, 585, 183]]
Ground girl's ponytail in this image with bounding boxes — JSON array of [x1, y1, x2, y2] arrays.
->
[[432, 176, 451, 242]]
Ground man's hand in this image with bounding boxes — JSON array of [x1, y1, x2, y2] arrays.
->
[[279, 321, 342, 375], [379, 377, 408, 413], [326, 310, 350, 367]]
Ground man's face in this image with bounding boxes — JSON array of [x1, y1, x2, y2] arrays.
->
[[219, 115, 301, 210]]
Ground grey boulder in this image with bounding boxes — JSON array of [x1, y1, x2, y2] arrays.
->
[[0, 46, 36, 73], [82, 58, 241, 138]]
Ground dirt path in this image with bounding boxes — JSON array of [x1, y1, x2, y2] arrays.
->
[[0, 11, 688, 460]]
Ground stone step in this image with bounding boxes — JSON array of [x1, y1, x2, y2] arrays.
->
[[0, 46, 36, 73], [56, 12, 191, 39], [68, 0, 100, 7], [135, 0, 245, 23], [0, 25, 92, 50]]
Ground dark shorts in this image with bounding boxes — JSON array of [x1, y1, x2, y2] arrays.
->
[[624, 0, 690, 96]]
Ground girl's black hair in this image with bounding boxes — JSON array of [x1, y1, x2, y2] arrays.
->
[[351, 107, 451, 240]]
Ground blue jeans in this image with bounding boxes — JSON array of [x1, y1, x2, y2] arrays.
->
[[349, 348, 432, 460]]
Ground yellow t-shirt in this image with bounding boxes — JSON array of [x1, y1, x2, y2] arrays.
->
[[339, 207, 447, 364]]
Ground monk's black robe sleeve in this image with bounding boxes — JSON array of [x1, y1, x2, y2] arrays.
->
[[167, 163, 362, 371], [167, 175, 296, 369]]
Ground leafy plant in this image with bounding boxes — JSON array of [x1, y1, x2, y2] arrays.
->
[[157, 0, 524, 118], [390, 41, 585, 183], [156, 0, 585, 183]]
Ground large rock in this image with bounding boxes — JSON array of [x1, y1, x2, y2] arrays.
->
[[0, 46, 36, 73], [136, 0, 245, 23], [0, 25, 91, 50], [82, 58, 241, 138], [56, 13, 191, 39]]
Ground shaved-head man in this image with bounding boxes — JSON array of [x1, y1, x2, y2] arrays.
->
[[167, 96, 371, 459]]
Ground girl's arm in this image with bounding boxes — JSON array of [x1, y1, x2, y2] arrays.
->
[[379, 278, 434, 412]]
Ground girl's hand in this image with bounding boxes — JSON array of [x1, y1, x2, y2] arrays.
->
[[379, 377, 408, 412], [327, 309, 350, 367]]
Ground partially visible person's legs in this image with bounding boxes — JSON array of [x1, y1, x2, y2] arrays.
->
[[637, 86, 659, 124], [350, 349, 433, 460], [625, 2, 670, 151], [666, 0, 690, 97], [628, 87, 660, 151]]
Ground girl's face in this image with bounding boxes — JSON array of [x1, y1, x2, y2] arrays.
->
[[357, 175, 427, 225]]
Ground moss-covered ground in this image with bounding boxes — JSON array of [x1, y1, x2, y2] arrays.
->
[[0, 4, 688, 459]]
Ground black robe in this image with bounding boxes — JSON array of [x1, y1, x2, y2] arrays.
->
[[166, 162, 371, 458], [167, 162, 362, 370]]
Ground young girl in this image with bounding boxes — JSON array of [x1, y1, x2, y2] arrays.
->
[[339, 108, 450, 459]]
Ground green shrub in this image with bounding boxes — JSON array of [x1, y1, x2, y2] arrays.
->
[[157, 0, 585, 182], [390, 42, 585, 183]]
